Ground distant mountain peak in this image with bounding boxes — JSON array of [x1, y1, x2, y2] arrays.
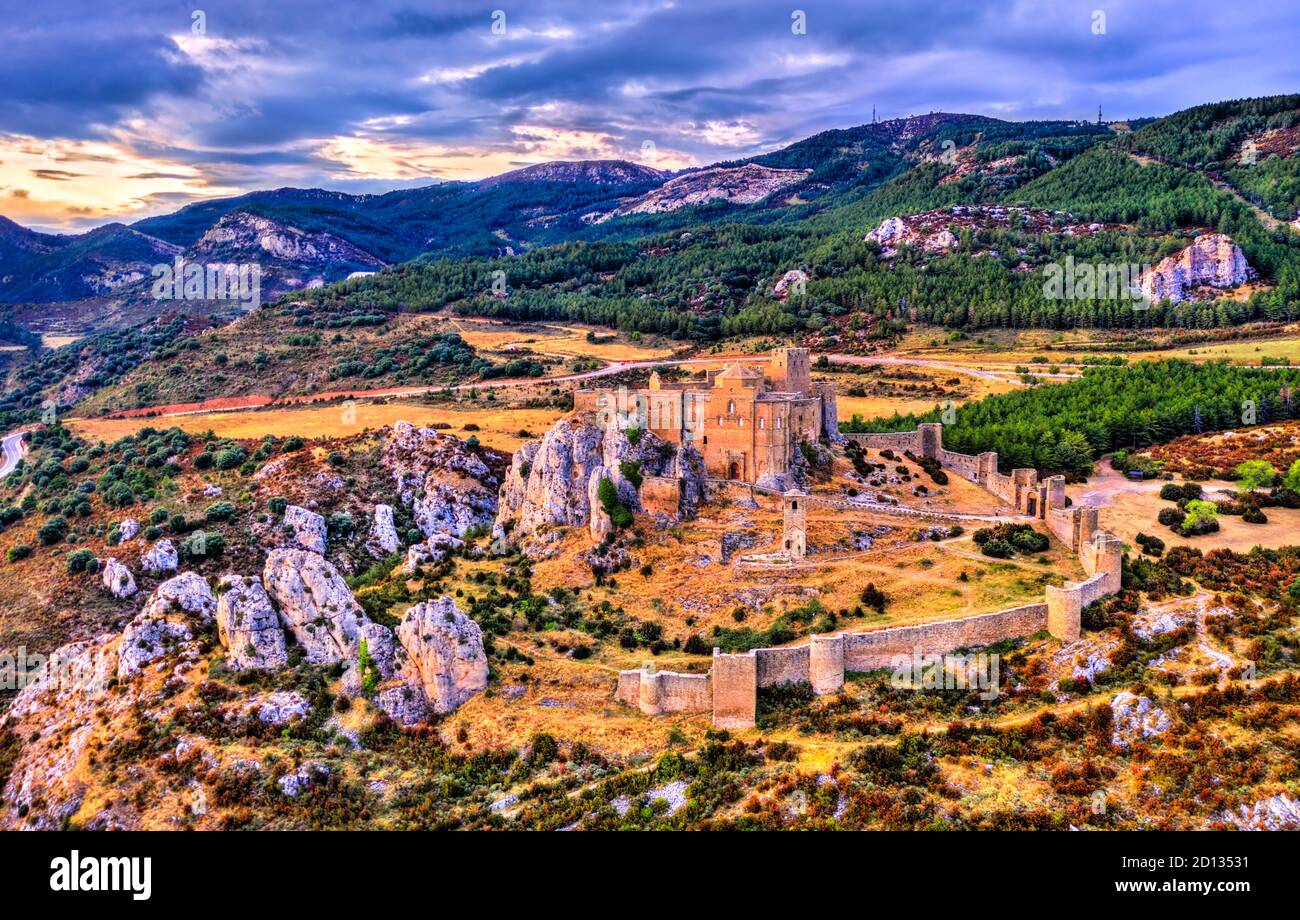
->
[[477, 159, 668, 189]]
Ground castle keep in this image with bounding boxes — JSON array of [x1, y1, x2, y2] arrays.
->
[[574, 348, 837, 487]]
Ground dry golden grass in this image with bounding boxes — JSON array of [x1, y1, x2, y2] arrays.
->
[[449, 317, 678, 362], [66, 400, 567, 453]]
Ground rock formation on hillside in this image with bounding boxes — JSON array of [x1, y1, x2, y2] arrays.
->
[[262, 548, 367, 665], [1139, 233, 1257, 303], [216, 574, 289, 671], [494, 415, 705, 554], [772, 269, 809, 300], [393, 597, 489, 715], [101, 558, 136, 598], [368, 504, 401, 557], [588, 163, 809, 223], [284, 504, 328, 555], [141, 538, 178, 574], [191, 210, 385, 274], [382, 421, 499, 538], [865, 206, 1113, 259]]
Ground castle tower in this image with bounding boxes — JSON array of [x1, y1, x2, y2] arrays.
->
[[770, 347, 811, 394], [782, 489, 807, 560]]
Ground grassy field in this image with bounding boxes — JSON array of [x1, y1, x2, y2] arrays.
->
[[448, 317, 678, 362], [67, 399, 568, 453]]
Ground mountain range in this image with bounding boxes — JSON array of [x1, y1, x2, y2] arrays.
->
[[0, 111, 1115, 334]]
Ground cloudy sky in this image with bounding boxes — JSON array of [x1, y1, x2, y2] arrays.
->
[[2, 0, 1297, 232]]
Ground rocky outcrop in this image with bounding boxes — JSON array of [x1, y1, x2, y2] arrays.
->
[[393, 597, 488, 715], [772, 269, 808, 300], [593, 163, 809, 222], [117, 616, 192, 680], [262, 548, 366, 665], [403, 532, 463, 574], [1221, 794, 1300, 830], [216, 574, 289, 671], [284, 504, 328, 555], [494, 415, 702, 552], [866, 216, 957, 257], [368, 504, 401, 557], [116, 518, 140, 543], [117, 574, 215, 679], [382, 421, 498, 539], [101, 558, 136, 598], [1140, 233, 1256, 304], [141, 572, 217, 621], [1109, 692, 1172, 748], [141, 539, 178, 574]]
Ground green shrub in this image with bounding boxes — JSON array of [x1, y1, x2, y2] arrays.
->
[[7, 545, 32, 563], [65, 549, 97, 574]]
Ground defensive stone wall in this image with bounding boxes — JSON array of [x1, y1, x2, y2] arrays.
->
[[640, 476, 683, 518], [616, 666, 712, 715], [841, 603, 1050, 672], [614, 423, 1126, 728], [755, 644, 809, 687]]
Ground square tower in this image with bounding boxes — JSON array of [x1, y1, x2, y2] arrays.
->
[[770, 348, 811, 394]]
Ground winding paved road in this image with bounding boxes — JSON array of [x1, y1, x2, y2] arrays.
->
[[0, 431, 27, 477]]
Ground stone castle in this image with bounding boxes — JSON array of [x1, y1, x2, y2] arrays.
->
[[574, 348, 838, 488], [616, 422, 1124, 729]]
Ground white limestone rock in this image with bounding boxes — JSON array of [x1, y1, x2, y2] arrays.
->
[[216, 574, 288, 671], [141, 571, 217, 622], [382, 421, 498, 540], [117, 615, 192, 680], [1140, 233, 1256, 304], [116, 518, 140, 543], [402, 532, 464, 574], [368, 503, 401, 557], [101, 558, 136, 598], [394, 596, 488, 714], [1110, 691, 1172, 748], [248, 690, 311, 724], [141, 539, 178, 574], [284, 504, 328, 555], [262, 548, 366, 665]]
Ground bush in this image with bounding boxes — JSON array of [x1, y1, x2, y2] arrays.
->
[[204, 501, 236, 523], [193, 452, 214, 470], [65, 548, 97, 574], [1157, 507, 1186, 528], [283, 437, 305, 452], [37, 516, 68, 546], [181, 530, 225, 560], [268, 497, 287, 515], [980, 538, 1014, 559], [214, 448, 246, 470], [1243, 506, 1268, 524], [7, 545, 32, 563], [1135, 532, 1165, 556]]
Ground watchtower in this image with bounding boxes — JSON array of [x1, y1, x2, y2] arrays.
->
[[783, 489, 807, 559]]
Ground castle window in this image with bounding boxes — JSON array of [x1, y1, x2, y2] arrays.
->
[[776, 417, 782, 430], [759, 418, 765, 429], [727, 401, 735, 414]]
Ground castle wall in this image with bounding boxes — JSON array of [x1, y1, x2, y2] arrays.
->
[[712, 650, 758, 728], [841, 603, 1050, 672], [938, 448, 980, 480], [755, 645, 810, 687], [640, 476, 682, 518], [846, 431, 921, 453], [616, 667, 712, 715]]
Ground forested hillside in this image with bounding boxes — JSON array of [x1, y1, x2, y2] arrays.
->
[[301, 96, 1300, 341], [846, 359, 1300, 474]]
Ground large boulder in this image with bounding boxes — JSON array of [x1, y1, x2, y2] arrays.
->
[[382, 421, 499, 538], [216, 574, 288, 671], [263, 548, 367, 665], [141, 539, 178, 574], [117, 573, 217, 679], [116, 518, 140, 543], [368, 504, 401, 557], [394, 597, 488, 714], [284, 505, 328, 555], [141, 572, 217, 621], [101, 558, 136, 598], [403, 532, 463, 574]]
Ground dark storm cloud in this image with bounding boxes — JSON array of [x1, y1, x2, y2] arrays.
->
[[0, 0, 1295, 222]]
